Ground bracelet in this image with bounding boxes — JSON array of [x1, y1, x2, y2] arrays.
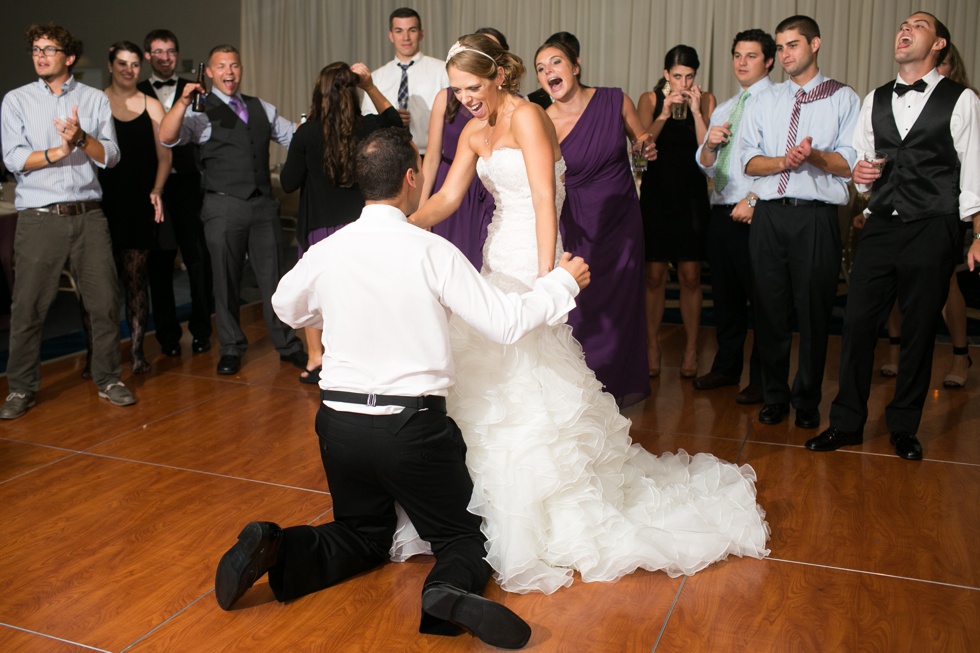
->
[[43, 149, 52, 164], [151, 187, 164, 194], [705, 145, 717, 154], [973, 232, 980, 241]]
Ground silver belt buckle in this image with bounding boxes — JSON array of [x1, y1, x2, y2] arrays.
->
[[366, 393, 377, 407]]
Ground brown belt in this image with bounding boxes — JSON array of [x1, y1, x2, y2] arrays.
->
[[31, 201, 101, 216]]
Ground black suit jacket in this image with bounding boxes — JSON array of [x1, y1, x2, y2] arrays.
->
[[138, 77, 201, 176]]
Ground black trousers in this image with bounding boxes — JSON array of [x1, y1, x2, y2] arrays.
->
[[149, 172, 213, 345], [705, 205, 761, 384], [750, 201, 841, 408], [829, 212, 959, 435], [268, 406, 492, 636]]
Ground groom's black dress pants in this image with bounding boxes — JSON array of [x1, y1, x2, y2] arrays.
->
[[268, 405, 492, 635]]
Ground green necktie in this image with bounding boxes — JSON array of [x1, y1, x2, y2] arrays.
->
[[714, 90, 750, 191]]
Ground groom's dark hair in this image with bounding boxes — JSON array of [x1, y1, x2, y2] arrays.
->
[[355, 127, 419, 201]]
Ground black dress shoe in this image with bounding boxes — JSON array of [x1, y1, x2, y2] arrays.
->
[[735, 384, 763, 405], [795, 407, 821, 429], [216, 355, 241, 375], [805, 427, 863, 452], [421, 584, 531, 650], [161, 342, 181, 357], [758, 403, 789, 425], [280, 350, 309, 370], [692, 372, 740, 391], [214, 521, 283, 610], [890, 432, 923, 460], [192, 337, 211, 354]]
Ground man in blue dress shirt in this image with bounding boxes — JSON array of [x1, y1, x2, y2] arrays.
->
[[739, 15, 860, 431]]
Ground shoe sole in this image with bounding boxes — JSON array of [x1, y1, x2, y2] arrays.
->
[[422, 586, 531, 649], [214, 523, 268, 611], [806, 437, 863, 452], [0, 399, 36, 419], [98, 392, 136, 407]]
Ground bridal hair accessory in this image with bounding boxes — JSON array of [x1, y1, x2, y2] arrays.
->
[[446, 41, 497, 64]]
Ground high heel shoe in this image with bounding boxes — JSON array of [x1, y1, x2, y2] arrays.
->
[[649, 353, 661, 378], [942, 346, 972, 388], [880, 336, 900, 377], [680, 353, 698, 379]]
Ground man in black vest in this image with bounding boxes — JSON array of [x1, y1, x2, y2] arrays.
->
[[806, 12, 980, 460], [160, 44, 305, 376], [137, 29, 213, 358]]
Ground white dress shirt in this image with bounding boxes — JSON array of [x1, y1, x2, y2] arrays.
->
[[361, 52, 448, 155], [740, 71, 860, 204], [272, 203, 580, 414], [696, 76, 774, 206], [852, 68, 980, 221], [147, 74, 179, 111], [165, 87, 293, 148]]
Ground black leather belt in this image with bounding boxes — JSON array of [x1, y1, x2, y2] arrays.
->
[[762, 198, 828, 208], [320, 390, 446, 412], [31, 201, 101, 216], [206, 189, 264, 199]]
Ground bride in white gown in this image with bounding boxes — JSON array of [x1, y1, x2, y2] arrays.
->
[[406, 34, 769, 594]]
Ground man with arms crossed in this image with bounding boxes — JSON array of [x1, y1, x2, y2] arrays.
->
[[807, 12, 980, 460], [361, 7, 448, 156], [1, 23, 135, 419], [739, 15, 860, 430], [693, 28, 776, 405], [213, 128, 591, 649]]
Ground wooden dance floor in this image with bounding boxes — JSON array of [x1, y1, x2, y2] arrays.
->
[[1, 303, 978, 652]]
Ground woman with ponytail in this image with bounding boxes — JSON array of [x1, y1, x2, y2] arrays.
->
[[280, 62, 402, 383]]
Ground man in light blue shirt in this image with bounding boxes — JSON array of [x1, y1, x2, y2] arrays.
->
[[738, 15, 860, 431], [1, 23, 136, 419], [693, 28, 775, 405]]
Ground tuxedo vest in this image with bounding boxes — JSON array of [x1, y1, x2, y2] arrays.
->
[[868, 77, 964, 221], [199, 94, 271, 199]]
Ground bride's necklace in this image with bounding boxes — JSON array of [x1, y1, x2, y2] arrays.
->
[[484, 97, 512, 146]]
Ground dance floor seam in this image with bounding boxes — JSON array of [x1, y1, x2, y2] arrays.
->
[[0, 622, 110, 653], [765, 556, 980, 592]]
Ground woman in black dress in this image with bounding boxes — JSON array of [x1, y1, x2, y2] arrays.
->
[[97, 41, 171, 373], [280, 62, 402, 383], [637, 45, 715, 379]]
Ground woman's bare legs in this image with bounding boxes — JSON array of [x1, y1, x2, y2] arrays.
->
[[677, 260, 702, 377], [645, 262, 668, 376]]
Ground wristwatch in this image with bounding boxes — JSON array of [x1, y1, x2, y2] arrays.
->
[[973, 231, 980, 240], [73, 131, 87, 149], [746, 194, 758, 208]]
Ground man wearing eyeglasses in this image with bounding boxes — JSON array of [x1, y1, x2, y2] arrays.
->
[[137, 29, 214, 360], [0, 23, 136, 419]]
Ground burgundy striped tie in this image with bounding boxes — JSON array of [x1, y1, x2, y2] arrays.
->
[[776, 80, 847, 196], [777, 89, 806, 195]]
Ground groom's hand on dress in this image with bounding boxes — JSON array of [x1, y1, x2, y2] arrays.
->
[[558, 252, 590, 289]]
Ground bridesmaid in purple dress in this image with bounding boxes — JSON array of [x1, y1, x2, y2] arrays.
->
[[420, 28, 507, 267], [535, 41, 655, 407]]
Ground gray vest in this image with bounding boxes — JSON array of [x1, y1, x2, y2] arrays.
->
[[199, 94, 272, 199]]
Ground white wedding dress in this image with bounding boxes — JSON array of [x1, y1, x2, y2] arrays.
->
[[392, 148, 770, 594]]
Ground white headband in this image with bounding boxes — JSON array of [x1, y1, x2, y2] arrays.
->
[[446, 41, 497, 65]]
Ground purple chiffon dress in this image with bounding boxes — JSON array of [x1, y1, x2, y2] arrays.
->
[[431, 89, 495, 268], [559, 87, 649, 408]]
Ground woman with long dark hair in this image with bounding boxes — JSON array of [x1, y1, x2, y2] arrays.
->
[[280, 62, 402, 383], [638, 45, 715, 379]]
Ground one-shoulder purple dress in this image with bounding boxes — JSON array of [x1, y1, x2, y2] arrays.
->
[[559, 87, 649, 408], [431, 89, 494, 268]]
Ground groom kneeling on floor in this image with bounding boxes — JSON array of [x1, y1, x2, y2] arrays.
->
[[213, 127, 591, 649]]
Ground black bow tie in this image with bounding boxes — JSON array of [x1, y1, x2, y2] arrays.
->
[[893, 79, 927, 97], [152, 79, 177, 89]]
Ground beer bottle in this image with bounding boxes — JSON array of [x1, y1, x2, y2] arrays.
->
[[191, 63, 208, 112]]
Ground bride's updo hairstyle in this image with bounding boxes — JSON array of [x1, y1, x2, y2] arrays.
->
[[445, 34, 525, 122], [446, 33, 525, 94]]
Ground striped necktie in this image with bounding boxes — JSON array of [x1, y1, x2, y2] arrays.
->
[[397, 61, 414, 110], [777, 79, 846, 195], [714, 89, 749, 191]]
